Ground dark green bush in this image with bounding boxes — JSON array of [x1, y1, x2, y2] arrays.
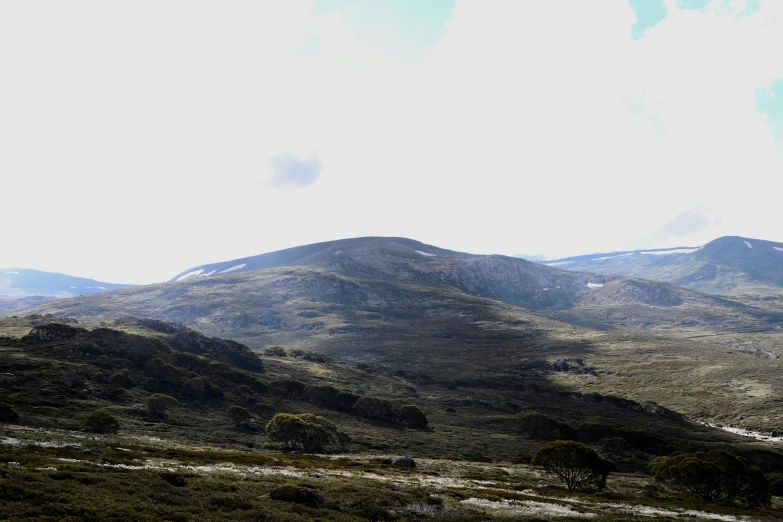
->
[[270, 379, 306, 399], [353, 396, 396, 422], [265, 413, 345, 452], [84, 410, 119, 434], [398, 405, 428, 428], [146, 393, 179, 415], [227, 405, 251, 428], [107, 369, 130, 387]]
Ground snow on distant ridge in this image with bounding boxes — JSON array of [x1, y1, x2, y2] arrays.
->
[[199, 270, 216, 278], [3, 271, 19, 275], [586, 282, 604, 289], [177, 269, 204, 281], [415, 250, 437, 257], [219, 264, 247, 274], [545, 261, 574, 266], [591, 253, 633, 261], [775, 247, 783, 252], [640, 248, 700, 255], [86, 286, 107, 290], [744, 241, 752, 249]]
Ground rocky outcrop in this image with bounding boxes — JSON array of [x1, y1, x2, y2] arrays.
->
[[391, 455, 416, 468]]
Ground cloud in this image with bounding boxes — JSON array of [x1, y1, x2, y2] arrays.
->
[[269, 154, 322, 190], [659, 210, 712, 239], [2, 0, 783, 282]]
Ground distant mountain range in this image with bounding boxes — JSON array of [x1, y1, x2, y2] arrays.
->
[[537, 236, 783, 296], [0, 268, 133, 298], [24, 236, 783, 344]]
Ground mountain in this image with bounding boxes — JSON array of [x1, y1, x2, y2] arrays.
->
[[23, 236, 783, 434], [31, 237, 783, 338], [8, 238, 783, 518], [538, 236, 783, 297], [0, 268, 134, 298]]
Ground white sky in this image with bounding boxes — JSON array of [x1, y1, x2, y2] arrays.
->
[[1, 0, 782, 284]]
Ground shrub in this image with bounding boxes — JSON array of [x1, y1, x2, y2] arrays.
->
[[234, 385, 253, 401], [228, 405, 251, 428], [767, 473, 783, 496], [144, 358, 185, 382], [651, 450, 770, 507], [84, 410, 120, 434], [398, 405, 428, 428], [265, 413, 344, 452], [0, 403, 19, 423], [263, 346, 287, 357], [353, 396, 396, 422], [531, 440, 611, 492], [270, 379, 306, 399], [145, 393, 179, 415], [303, 385, 359, 411], [107, 369, 129, 387], [182, 377, 206, 399], [182, 376, 222, 400], [250, 379, 271, 395], [520, 414, 581, 441]]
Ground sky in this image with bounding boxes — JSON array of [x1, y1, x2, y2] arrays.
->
[[1, 0, 782, 284]]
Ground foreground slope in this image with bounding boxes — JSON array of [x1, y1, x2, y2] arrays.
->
[[540, 236, 783, 297], [2, 316, 783, 520]]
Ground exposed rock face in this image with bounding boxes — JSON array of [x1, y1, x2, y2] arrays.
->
[[268, 486, 325, 508], [391, 455, 416, 468]]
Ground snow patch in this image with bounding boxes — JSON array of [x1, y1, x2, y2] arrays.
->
[[700, 422, 783, 443], [3, 271, 19, 275], [334, 251, 342, 254], [415, 250, 437, 257], [640, 248, 700, 255], [70, 286, 77, 289], [176, 269, 204, 281], [218, 264, 247, 274], [545, 261, 574, 266], [198, 270, 216, 278], [586, 282, 604, 289], [86, 286, 107, 290], [743, 240, 752, 249], [774, 247, 783, 252], [460, 498, 595, 518], [591, 253, 633, 261]]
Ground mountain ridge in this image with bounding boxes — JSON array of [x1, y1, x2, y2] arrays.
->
[[0, 267, 134, 298], [537, 235, 783, 296]]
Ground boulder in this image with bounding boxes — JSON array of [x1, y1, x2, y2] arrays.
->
[[268, 486, 325, 508], [391, 455, 416, 468]]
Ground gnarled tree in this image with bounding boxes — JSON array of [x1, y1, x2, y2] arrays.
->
[[531, 440, 610, 492], [650, 450, 770, 507]]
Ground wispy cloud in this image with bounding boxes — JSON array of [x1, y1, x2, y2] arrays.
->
[[268, 154, 322, 190]]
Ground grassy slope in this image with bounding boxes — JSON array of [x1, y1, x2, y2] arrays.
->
[[2, 317, 783, 520]]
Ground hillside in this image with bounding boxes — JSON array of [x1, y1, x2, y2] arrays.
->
[[2, 316, 783, 520], [20, 237, 783, 435], [0, 268, 134, 298], [539, 236, 783, 297]]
